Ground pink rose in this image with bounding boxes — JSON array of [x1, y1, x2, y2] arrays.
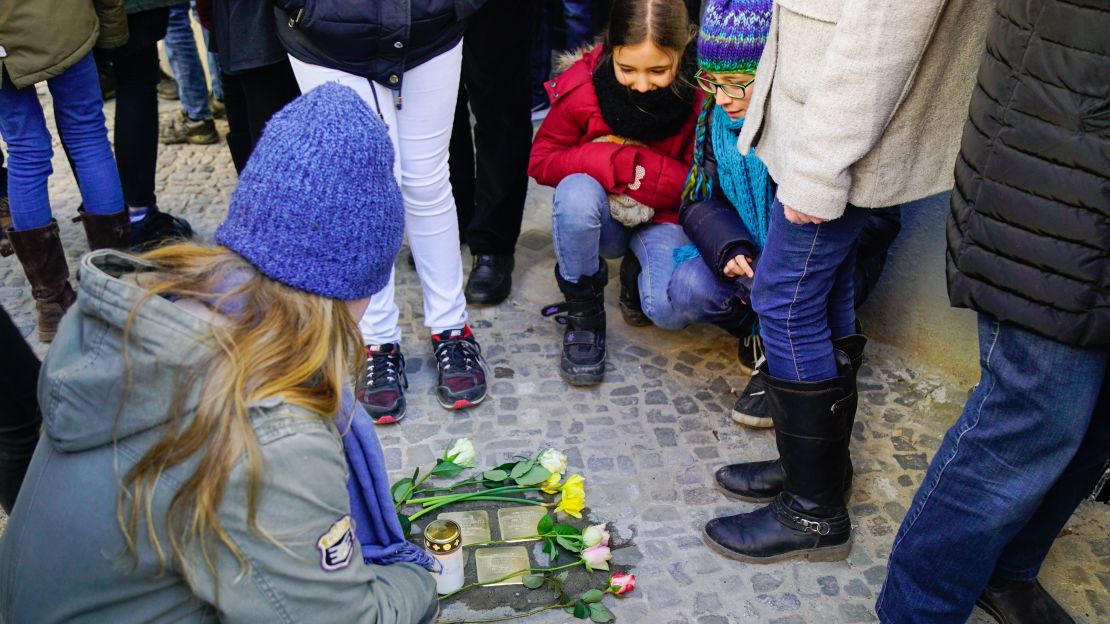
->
[[581, 544, 612, 571], [582, 524, 610, 548], [609, 572, 636, 596]]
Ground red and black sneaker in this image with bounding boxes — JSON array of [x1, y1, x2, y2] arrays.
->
[[357, 343, 408, 424], [431, 326, 488, 410]]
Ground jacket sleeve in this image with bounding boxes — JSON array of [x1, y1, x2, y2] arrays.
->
[[679, 125, 756, 275], [775, 1, 948, 220], [528, 103, 693, 211], [93, 0, 129, 49], [184, 421, 437, 624]]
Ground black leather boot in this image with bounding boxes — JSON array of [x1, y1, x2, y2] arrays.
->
[[544, 261, 608, 386], [618, 252, 651, 326], [704, 350, 856, 563], [75, 207, 131, 251], [976, 576, 1076, 624], [465, 254, 514, 305], [716, 335, 867, 502]]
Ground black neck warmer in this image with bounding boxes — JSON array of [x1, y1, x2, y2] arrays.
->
[[592, 45, 697, 143]]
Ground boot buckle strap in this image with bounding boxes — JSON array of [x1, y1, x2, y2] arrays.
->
[[793, 516, 830, 535]]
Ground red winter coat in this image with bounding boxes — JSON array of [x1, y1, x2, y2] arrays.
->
[[528, 46, 702, 225]]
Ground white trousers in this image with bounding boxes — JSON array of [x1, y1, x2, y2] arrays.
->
[[289, 43, 468, 345]]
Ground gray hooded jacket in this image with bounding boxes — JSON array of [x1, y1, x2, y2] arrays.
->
[[0, 250, 436, 624]]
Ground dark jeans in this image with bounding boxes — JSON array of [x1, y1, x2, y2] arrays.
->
[[221, 60, 300, 173], [97, 7, 171, 209], [449, 0, 537, 256], [0, 306, 42, 514], [530, 0, 601, 107], [877, 315, 1109, 623], [751, 200, 868, 381]]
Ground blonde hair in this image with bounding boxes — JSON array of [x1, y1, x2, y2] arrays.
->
[[116, 243, 363, 581]]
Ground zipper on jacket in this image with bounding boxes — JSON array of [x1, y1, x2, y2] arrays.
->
[[288, 7, 304, 28]]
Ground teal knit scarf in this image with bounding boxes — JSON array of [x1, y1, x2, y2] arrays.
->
[[677, 103, 773, 266]]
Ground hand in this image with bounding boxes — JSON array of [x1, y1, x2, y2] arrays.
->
[[723, 255, 754, 279], [784, 204, 827, 225]]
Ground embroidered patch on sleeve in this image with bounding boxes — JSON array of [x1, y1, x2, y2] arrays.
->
[[317, 515, 355, 571]]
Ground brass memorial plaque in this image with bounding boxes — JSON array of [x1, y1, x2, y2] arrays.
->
[[497, 506, 548, 542], [437, 510, 492, 547], [475, 547, 531, 586]]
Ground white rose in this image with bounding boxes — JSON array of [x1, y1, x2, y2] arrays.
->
[[447, 438, 476, 468], [538, 449, 568, 475]]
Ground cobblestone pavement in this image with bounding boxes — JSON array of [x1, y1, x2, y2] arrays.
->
[[2, 90, 1107, 623]]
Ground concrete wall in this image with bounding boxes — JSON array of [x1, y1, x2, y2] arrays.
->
[[858, 193, 980, 388]]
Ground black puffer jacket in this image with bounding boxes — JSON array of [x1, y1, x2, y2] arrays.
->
[[946, 0, 1109, 348], [273, 0, 485, 99]]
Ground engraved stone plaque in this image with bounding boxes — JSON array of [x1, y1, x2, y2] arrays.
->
[[497, 506, 548, 542], [475, 547, 531, 586], [437, 510, 491, 547]]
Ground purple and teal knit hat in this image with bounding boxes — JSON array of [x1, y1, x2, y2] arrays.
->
[[697, 0, 773, 74]]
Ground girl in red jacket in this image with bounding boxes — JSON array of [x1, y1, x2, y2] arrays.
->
[[530, 0, 742, 386]]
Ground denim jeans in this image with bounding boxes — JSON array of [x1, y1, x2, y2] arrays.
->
[[531, 0, 596, 108], [164, 2, 222, 120], [552, 174, 747, 330], [877, 315, 1109, 623], [751, 199, 868, 381], [0, 53, 124, 230]]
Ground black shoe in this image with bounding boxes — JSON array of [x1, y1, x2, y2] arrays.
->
[[358, 344, 408, 424], [737, 333, 764, 374], [157, 70, 179, 101], [465, 255, 513, 305], [732, 364, 771, 428], [704, 351, 857, 563], [160, 111, 219, 145], [432, 326, 488, 410], [130, 205, 194, 250], [618, 252, 651, 327], [976, 577, 1076, 624], [544, 261, 607, 386]]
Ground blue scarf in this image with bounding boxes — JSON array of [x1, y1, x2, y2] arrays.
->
[[336, 389, 436, 570], [676, 106, 774, 266]]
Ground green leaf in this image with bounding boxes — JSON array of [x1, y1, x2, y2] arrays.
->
[[509, 459, 535, 480], [588, 603, 615, 623], [391, 478, 414, 504], [514, 464, 552, 486], [557, 536, 580, 551], [556, 571, 570, 584], [543, 539, 558, 560], [572, 600, 590, 619], [397, 513, 411, 537], [553, 525, 580, 536], [483, 469, 509, 482], [580, 589, 604, 604], [522, 574, 545, 589], [537, 513, 554, 535], [430, 461, 466, 479]]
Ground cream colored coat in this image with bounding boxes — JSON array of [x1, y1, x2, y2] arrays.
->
[[737, 0, 994, 220]]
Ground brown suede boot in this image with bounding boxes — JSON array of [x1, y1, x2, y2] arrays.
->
[[7, 221, 77, 343], [75, 208, 131, 251]]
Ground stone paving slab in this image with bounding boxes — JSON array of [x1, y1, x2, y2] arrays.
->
[[1, 89, 1106, 623]]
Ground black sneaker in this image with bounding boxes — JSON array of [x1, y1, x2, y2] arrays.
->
[[160, 111, 219, 145], [432, 326, 488, 410], [210, 93, 226, 119], [157, 70, 179, 100], [738, 334, 764, 374], [732, 357, 772, 428], [130, 205, 194, 250], [357, 344, 408, 424], [618, 252, 651, 327]]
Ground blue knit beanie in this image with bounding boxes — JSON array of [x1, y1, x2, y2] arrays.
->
[[215, 83, 403, 301]]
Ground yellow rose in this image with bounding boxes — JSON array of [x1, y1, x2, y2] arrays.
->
[[541, 472, 562, 495], [555, 474, 586, 519]]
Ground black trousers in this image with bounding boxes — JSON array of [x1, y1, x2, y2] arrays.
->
[[449, 0, 538, 256], [96, 8, 170, 209], [221, 60, 301, 174], [0, 306, 42, 514]]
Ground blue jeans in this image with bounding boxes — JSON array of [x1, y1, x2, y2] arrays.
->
[[551, 174, 745, 329], [0, 53, 124, 230], [751, 200, 868, 381], [164, 2, 222, 120], [877, 315, 1110, 623]]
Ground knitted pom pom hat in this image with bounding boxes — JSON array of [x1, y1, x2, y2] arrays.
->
[[216, 82, 403, 301], [697, 0, 773, 75]]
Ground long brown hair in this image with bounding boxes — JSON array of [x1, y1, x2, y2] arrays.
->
[[116, 243, 363, 581]]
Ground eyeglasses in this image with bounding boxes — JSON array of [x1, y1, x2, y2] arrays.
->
[[695, 69, 756, 100]]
